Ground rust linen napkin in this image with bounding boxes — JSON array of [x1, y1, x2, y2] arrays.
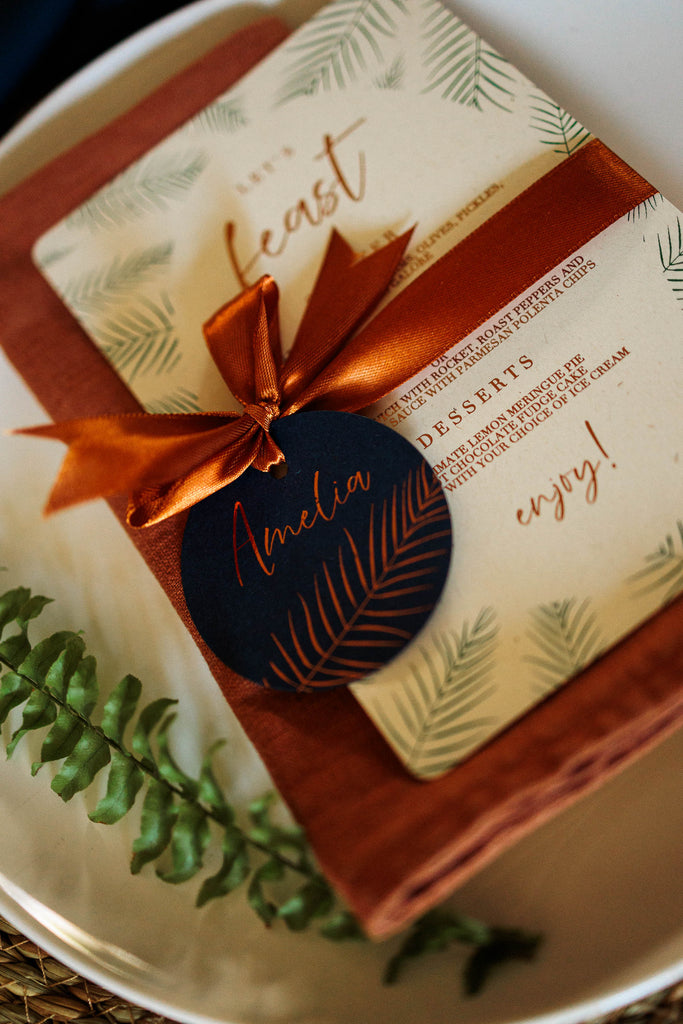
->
[[1, 16, 682, 939]]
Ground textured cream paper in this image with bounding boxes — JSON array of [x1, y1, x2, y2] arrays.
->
[[34, 0, 683, 777]]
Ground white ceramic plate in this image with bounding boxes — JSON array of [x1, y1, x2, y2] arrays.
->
[[0, 3, 681, 1024]]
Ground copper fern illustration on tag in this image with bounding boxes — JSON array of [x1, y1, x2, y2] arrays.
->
[[265, 463, 451, 691]]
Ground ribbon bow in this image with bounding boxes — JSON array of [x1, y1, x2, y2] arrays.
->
[[22, 228, 414, 527], [21, 140, 656, 528]]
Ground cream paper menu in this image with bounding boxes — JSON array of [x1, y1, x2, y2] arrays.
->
[[33, 0, 683, 777]]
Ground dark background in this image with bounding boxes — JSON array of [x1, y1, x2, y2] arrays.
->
[[0, 0, 190, 137]]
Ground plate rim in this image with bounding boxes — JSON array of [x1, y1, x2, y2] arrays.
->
[[0, 2, 681, 1022]]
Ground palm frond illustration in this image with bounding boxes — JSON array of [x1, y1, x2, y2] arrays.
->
[[89, 293, 181, 384], [628, 521, 683, 606], [187, 97, 247, 134], [276, 0, 408, 103], [65, 150, 209, 231], [265, 463, 451, 691], [528, 95, 591, 155], [525, 598, 603, 697], [627, 194, 661, 222], [657, 217, 683, 307], [60, 243, 174, 315], [365, 609, 498, 777], [374, 54, 406, 89], [145, 387, 201, 414], [36, 244, 76, 269], [421, 2, 514, 111]]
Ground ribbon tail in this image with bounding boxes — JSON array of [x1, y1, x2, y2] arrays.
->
[[15, 417, 166, 514], [16, 411, 281, 525]]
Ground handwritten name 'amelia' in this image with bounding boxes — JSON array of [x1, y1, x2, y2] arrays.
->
[[232, 469, 371, 586]]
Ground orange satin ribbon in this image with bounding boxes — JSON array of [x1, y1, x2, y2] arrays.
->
[[21, 139, 655, 528]]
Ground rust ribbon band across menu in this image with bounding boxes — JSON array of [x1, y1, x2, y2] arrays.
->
[[20, 139, 655, 525]]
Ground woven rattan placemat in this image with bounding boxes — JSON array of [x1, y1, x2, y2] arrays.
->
[[0, 915, 680, 1024], [0, 917, 165, 1024]]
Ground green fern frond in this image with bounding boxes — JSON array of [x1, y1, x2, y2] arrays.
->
[[0, 583, 540, 988], [91, 292, 181, 384], [144, 387, 201, 414], [366, 608, 498, 777], [188, 97, 247, 133], [0, 585, 330, 913], [629, 521, 683, 605], [528, 95, 591, 155], [525, 598, 603, 696], [59, 251, 181, 384], [627, 194, 661, 222], [38, 245, 76, 269], [657, 218, 683, 307], [61, 243, 174, 314], [421, 2, 515, 111], [375, 54, 406, 88], [66, 150, 209, 231], [277, 0, 408, 102]]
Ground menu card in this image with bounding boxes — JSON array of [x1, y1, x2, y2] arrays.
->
[[33, 0, 683, 778]]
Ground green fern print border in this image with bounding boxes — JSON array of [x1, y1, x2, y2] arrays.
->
[[91, 292, 182, 384], [65, 150, 209, 233], [657, 217, 683, 309], [364, 608, 498, 777], [374, 54, 406, 89], [629, 520, 683, 606], [627, 194, 662, 222], [58, 243, 182, 386], [528, 95, 591, 156], [276, 0, 408, 102], [525, 598, 603, 697], [421, 1, 515, 111], [145, 387, 201, 414], [186, 97, 248, 134], [525, 520, 683, 697], [59, 243, 174, 312]]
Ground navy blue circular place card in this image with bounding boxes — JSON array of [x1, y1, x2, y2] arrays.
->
[[181, 410, 452, 691]]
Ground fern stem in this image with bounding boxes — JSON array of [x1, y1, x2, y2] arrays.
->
[[0, 587, 541, 989], [0, 649, 312, 879]]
